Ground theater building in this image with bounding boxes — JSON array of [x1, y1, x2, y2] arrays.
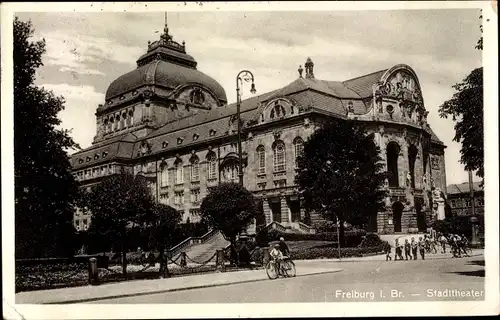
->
[[71, 21, 447, 235]]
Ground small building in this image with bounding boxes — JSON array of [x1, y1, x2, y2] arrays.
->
[[446, 181, 484, 217]]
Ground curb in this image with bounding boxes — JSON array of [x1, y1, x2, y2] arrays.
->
[[42, 268, 343, 304], [296, 252, 483, 263]]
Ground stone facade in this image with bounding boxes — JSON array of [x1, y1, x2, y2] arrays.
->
[[447, 182, 484, 217], [70, 22, 447, 235]]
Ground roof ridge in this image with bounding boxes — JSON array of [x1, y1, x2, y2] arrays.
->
[[342, 68, 388, 83], [144, 88, 281, 140], [72, 133, 136, 157]]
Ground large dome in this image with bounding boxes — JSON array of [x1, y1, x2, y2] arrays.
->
[[105, 60, 227, 103], [104, 23, 227, 104]]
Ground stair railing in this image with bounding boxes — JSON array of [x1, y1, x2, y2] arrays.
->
[[168, 229, 220, 257]]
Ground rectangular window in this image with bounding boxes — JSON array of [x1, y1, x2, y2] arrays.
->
[[168, 168, 175, 185], [450, 200, 456, 208], [175, 191, 184, 205], [191, 189, 201, 203], [160, 166, 168, 187], [257, 147, 266, 175], [191, 162, 200, 182], [160, 193, 169, 205], [477, 197, 484, 206], [208, 160, 217, 180], [175, 165, 184, 184], [466, 199, 471, 207]]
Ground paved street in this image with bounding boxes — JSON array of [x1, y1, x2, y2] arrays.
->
[[90, 255, 484, 303]]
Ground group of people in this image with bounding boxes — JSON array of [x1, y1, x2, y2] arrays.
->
[[385, 233, 471, 261]]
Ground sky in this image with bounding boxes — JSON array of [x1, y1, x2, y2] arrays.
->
[[16, 9, 483, 186]]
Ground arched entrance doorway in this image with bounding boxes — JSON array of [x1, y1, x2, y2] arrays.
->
[[415, 197, 426, 232], [408, 145, 418, 188], [392, 201, 404, 232], [386, 142, 400, 188]]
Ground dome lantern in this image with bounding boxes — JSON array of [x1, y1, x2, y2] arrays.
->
[[103, 12, 227, 107]]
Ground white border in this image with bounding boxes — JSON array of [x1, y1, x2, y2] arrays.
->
[[1, 1, 498, 318]]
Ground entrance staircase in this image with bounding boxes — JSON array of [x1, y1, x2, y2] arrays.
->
[[168, 230, 230, 263], [167, 221, 315, 263]]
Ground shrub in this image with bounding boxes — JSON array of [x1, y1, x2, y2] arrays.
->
[[358, 233, 384, 248]]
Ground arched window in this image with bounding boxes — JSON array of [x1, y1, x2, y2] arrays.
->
[[190, 156, 200, 182], [257, 145, 266, 174], [207, 152, 217, 180], [127, 109, 133, 127], [121, 112, 126, 129], [293, 137, 304, 168], [386, 142, 400, 188], [273, 141, 286, 172], [160, 163, 168, 187], [109, 116, 114, 132], [174, 159, 183, 184], [103, 118, 108, 134]]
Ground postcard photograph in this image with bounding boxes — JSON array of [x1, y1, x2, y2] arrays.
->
[[1, 1, 498, 318]]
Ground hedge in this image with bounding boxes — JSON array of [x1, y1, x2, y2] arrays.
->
[[256, 228, 367, 247], [290, 243, 387, 260]]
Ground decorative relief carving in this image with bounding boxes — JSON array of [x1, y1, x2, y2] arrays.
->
[[189, 87, 205, 105], [139, 141, 152, 156], [273, 129, 282, 140], [431, 156, 440, 170]]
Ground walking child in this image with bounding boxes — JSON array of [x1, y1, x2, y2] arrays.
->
[[418, 236, 426, 260], [394, 239, 404, 261], [384, 241, 392, 261], [411, 237, 418, 260], [404, 239, 412, 260]]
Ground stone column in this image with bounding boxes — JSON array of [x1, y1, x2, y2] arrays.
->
[[280, 196, 289, 224], [263, 198, 271, 224], [437, 199, 446, 220]]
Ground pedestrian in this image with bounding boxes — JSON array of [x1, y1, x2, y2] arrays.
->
[[454, 234, 462, 258], [411, 237, 418, 260], [440, 234, 447, 253], [394, 239, 404, 261], [460, 234, 470, 257], [424, 234, 431, 253], [384, 241, 392, 261], [430, 235, 437, 254], [418, 236, 426, 260], [404, 239, 412, 260]]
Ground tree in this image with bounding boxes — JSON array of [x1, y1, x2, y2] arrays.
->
[[14, 17, 80, 258], [82, 170, 155, 275], [148, 204, 181, 278], [200, 182, 258, 263], [295, 119, 387, 245], [438, 14, 484, 180]]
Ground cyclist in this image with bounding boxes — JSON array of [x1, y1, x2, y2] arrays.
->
[[270, 243, 284, 272], [278, 237, 290, 258]]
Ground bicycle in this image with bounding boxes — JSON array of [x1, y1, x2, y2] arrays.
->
[[265, 257, 296, 280]]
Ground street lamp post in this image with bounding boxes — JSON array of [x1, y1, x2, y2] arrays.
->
[[236, 70, 256, 186]]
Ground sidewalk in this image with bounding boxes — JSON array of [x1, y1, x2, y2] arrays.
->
[[15, 261, 343, 304], [297, 248, 484, 263]]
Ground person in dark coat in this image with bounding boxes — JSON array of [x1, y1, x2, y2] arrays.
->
[[278, 237, 290, 257], [404, 239, 412, 260]]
